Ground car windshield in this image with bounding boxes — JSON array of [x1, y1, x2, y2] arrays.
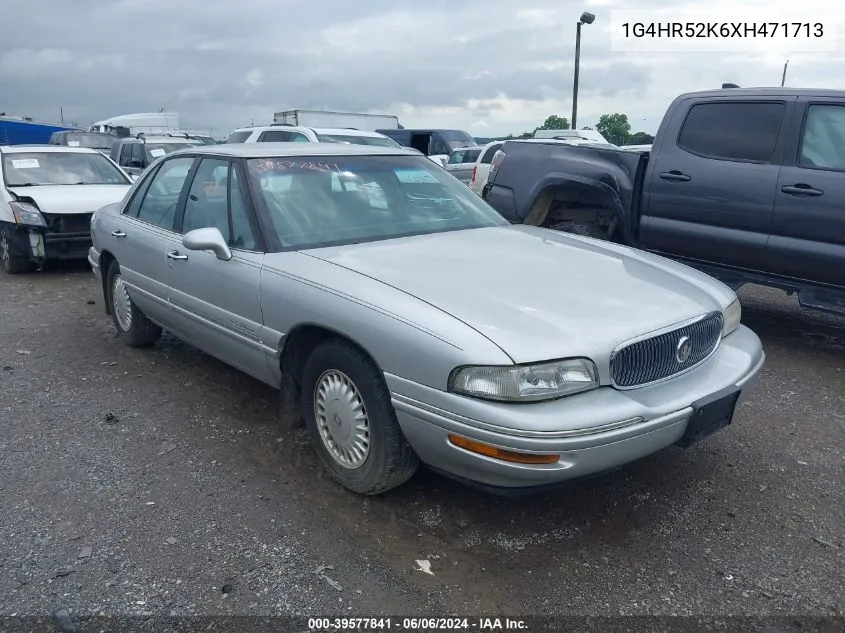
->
[[227, 131, 252, 143], [315, 134, 400, 148], [246, 154, 509, 249], [143, 142, 201, 160], [62, 133, 115, 151], [2, 151, 130, 186]]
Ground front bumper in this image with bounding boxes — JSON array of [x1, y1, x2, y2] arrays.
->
[[5, 223, 92, 263], [387, 324, 764, 490]]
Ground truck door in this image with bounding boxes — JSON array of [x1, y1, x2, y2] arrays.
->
[[639, 98, 793, 271], [766, 98, 845, 288]]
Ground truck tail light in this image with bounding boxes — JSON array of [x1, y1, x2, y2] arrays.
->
[[487, 150, 506, 184], [469, 165, 477, 185]]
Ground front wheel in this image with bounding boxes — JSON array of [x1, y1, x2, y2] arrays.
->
[[301, 339, 419, 495], [0, 223, 34, 274], [106, 260, 162, 347]]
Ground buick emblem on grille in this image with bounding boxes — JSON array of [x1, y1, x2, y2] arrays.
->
[[675, 335, 692, 364]]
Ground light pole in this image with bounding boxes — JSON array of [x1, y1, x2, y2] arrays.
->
[[571, 11, 595, 131]]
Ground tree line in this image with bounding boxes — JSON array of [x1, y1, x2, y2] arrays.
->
[[498, 113, 654, 146]]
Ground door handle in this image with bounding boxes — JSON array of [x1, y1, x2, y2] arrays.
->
[[781, 184, 823, 196], [166, 250, 188, 261], [111, 230, 126, 238], [659, 171, 691, 182]]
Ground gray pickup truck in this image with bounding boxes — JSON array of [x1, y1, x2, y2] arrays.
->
[[483, 86, 845, 316]]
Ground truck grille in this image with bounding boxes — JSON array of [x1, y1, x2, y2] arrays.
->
[[610, 312, 723, 388], [41, 213, 93, 235]]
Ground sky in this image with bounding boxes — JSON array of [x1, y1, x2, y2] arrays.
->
[[1, 0, 843, 139]]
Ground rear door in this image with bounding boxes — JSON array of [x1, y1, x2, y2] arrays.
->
[[639, 98, 793, 270], [766, 98, 845, 287], [167, 158, 271, 383], [106, 155, 197, 326]]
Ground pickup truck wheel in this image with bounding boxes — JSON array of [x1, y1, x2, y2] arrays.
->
[[301, 339, 419, 495], [553, 221, 607, 240], [106, 260, 162, 347], [0, 223, 33, 274]]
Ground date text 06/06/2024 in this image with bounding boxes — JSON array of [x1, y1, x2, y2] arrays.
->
[[307, 617, 529, 631]]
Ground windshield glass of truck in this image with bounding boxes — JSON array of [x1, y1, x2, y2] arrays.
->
[[246, 154, 509, 249], [3, 151, 130, 186], [315, 134, 400, 148], [143, 142, 201, 161], [63, 133, 115, 151]]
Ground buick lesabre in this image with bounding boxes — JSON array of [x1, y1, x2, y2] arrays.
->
[[88, 144, 765, 495]]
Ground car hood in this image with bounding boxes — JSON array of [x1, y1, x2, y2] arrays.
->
[[8, 185, 130, 215], [305, 225, 731, 364]]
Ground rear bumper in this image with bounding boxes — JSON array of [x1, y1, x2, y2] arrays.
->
[[387, 325, 765, 490]]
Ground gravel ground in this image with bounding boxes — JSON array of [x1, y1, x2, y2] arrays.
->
[[1, 262, 843, 624]]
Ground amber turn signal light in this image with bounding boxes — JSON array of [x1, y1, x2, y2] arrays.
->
[[447, 434, 559, 465]]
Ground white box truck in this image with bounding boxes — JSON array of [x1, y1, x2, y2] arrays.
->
[[273, 109, 399, 131]]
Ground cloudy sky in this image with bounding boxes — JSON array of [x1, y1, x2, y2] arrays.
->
[[1, 0, 842, 138]]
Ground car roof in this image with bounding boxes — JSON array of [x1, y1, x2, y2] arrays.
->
[[171, 143, 420, 158], [232, 125, 390, 137], [679, 87, 845, 99], [0, 144, 102, 154], [121, 136, 201, 143]]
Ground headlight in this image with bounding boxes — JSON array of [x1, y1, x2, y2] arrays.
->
[[722, 298, 741, 336], [9, 201, 46, 227], [449, 358, 598, 403]]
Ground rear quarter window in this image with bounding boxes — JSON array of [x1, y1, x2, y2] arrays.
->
[[677, 101, 785, 163]]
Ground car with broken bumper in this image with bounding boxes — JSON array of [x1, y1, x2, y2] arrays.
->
[[87, 143, 765, 495], [0, 145, 132, 273]]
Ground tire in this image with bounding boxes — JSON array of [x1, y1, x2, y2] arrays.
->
[[553, 221, 607, 240], [0, 223, 34, 274], [106, 260, 162, 347], [301, 339, 419, 495]]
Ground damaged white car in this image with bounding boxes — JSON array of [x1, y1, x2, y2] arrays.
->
[[0, 145, 132, 273]]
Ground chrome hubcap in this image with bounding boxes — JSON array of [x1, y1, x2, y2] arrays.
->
[[314, 370, 370, 469], [112, 274, 133, 331]]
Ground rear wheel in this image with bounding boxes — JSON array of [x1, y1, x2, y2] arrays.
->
[[0, 223, 33, 274], [106, 260, 162, 347], [301, 339, 419, 495]]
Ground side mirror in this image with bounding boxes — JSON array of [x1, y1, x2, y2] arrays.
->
[[182, 227, 232, 261]]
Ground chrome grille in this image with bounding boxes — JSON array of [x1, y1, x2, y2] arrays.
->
[[610, 312, 723, 388]]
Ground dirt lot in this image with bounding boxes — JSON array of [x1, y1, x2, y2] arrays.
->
[[1, 262, 844, 623]]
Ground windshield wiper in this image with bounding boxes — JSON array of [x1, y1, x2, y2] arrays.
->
[[7, 182, 40, 187]]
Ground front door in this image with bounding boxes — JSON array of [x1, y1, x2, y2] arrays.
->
[[639, 99, 792, 271], [766, 99, 845, 288], [167, 157, 272, 383], [108, 155, 197, 326]]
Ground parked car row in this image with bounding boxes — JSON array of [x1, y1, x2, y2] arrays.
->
[[2, 95, 773, 496]]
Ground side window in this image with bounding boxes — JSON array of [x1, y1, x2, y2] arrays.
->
[[257, 130, 290, 142], [289, 132, 310, 142], [181, 158, 231, 240], [431, 135, 450, 155], [677, 102, 785, 163], [799, 104, 845, 171], [481, 143, 503, 163], [136, 157, 195, 229], [123, 166, 159, 217], [229, 166, 258, 250], [119, 144, 133, 166]]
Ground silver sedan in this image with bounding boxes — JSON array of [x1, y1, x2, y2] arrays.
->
[[88, 143, 765, 495]]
